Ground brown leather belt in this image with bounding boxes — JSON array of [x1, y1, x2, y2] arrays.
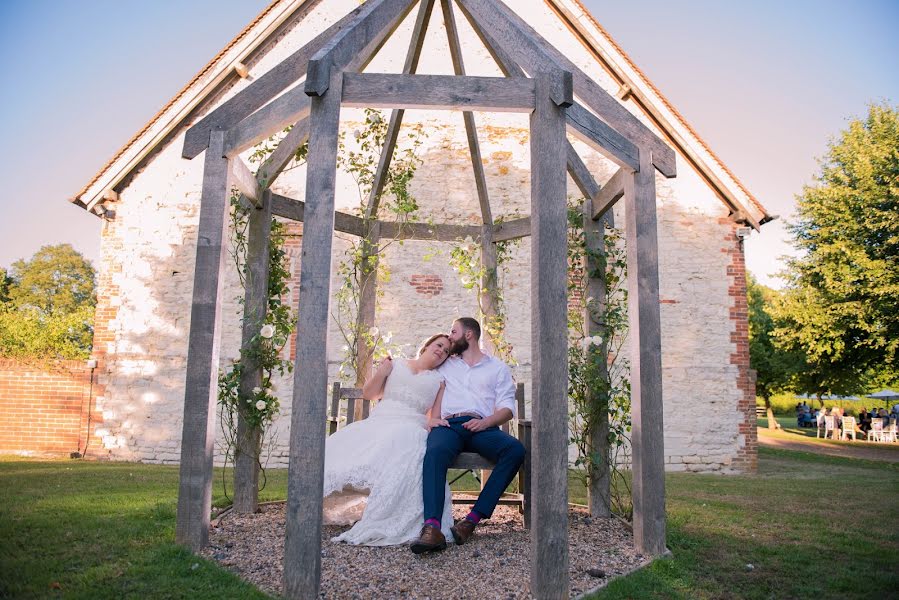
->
[[446, 411, 482, 419]]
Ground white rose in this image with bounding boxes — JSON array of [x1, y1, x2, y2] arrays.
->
[[383, 332, 393, 343], [368, 326, 380, 337], [591, 335, 604, 346], [252, 386, 262, 395], [371, 113, 381, 124], [353, 129, 361, 139], [341, 345, 349, 352], [580, 338, 591, 351], [260, 324, 275, 339], [255, 400, 267, 411]]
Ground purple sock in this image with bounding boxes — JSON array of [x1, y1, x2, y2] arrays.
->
[[424, 518, 441, 529], [465, 511, 484, 524]]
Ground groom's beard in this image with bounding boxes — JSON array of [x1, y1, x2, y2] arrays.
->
[[450, 337, 469, 356]]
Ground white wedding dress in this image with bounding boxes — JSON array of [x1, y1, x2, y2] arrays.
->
[[322, 358, 454, 545]]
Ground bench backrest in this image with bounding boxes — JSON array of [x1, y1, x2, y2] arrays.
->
[[328, 381, 526, 434]]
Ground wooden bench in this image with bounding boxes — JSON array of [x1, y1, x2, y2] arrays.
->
[[328, 381, 532, 527]]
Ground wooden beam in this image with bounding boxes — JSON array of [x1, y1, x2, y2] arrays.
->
[[233, 190, 273, 514], [377, 220, 480, 241], [566, 144, 601, 199], [529, 72, 570, 600], [624, 154, 667, 557], [255, 118, 310, 190], [182, 9, 360, 159], [222, 85, 311, 158], [341, 73, 536, 112], [493, 216, 531, 242], [305, 0, 417, 96], [592, 167, 628, 220], [462, 12, 606, 201], [228, 156, 261, 205], [582, 199, 612, 518], [454, 0, 676, 177], [283, 71, 343, 600], [566, 103, 640, 172], [175, 129, 230, 551], [365, 0, 436, 218], [269, 193, 364, 237]]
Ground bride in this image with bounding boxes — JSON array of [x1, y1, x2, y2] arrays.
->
[[322, 333, 454, 546]]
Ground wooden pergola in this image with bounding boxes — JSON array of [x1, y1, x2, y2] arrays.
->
[[174, 1, 674, 598]]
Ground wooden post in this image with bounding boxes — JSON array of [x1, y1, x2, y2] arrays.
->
[[233, 191, 273, 514], [529, 72, 570, 600], [175, 129, 230, 550], [624, 153, 667, 556], [583, 200, 613, 518], [282, 71, 342, 600]]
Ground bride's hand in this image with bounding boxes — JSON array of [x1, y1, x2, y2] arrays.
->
[[375, 356, 393, 377], [426, 417, 449, 431]]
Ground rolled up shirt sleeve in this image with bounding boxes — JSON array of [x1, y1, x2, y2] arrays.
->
[[494, 363, 517, 418]]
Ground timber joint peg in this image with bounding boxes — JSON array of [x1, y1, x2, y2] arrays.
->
[[550, 70, 574, 108]]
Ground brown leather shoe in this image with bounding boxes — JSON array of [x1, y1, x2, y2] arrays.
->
[[451, 518, 476, 545], [410, 525, 446, 554]]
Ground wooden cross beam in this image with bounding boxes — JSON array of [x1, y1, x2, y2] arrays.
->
[[341, 73, 537, 112], [182, 9, 360, 159], [455, 0, 676, 177], [228, 156, 261, 206], [305, 0, 418, 97], [592, 167, 628, 220]]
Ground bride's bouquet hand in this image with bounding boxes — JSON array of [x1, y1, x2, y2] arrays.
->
[[426, 417, 449, 432]]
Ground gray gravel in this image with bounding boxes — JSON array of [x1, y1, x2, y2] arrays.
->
[[203, 503, 645, 598]]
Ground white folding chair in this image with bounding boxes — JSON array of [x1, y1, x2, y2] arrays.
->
[[884, 419, 898, 443], [840, 416, 856, 441], [869, 418, 884, 443], [823, 415, 836, 440]]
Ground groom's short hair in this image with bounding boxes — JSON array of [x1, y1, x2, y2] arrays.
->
[[455, 317, 481, 340]]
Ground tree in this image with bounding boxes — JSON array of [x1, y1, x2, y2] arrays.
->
[[1, 245, 96, 360], [781, 102, 899, 380], [7, 244, 96, 316], [747, 274, 797, 427], [0, 268, 11, 305]]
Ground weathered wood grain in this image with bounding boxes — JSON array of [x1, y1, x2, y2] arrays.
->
[[182, 9, 360, 159], [228, 156, 260, 205], [493, 216, 531, 242], [566, 144, 601, 199], [341, 73, 536, 112], [269, 193, 365, 237], [582, 198, 613, 518], [624, 154, 667, 556], [223, 85, 311, 158], [566, 103, 640, 172], [377, 220, 480, 241], [529, 72, 570, 599], [175, 129, 230, 550], [455, 0, 676, 177], [233, 190, 273, 514], [592, 167, 628, 220], [255, 118, 310, 189], [305, 0, 417, 96], [283, 71, 343, 599]]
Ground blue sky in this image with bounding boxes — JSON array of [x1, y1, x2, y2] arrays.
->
[[1, 0, 897, 288]]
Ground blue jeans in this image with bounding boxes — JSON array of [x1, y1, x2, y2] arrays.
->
[[423, 416, 526, 521]]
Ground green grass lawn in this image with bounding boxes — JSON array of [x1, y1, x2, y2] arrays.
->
[[2, 450, 897, 599]]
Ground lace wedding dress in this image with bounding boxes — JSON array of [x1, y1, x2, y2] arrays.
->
[[322, 358, 453, 545]]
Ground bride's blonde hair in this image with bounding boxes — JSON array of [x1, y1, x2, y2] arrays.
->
[[417, 333, 450, 358]]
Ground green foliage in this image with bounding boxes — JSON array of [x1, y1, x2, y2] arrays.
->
[[217, 189, 297, 494], [566, 202, 632, 518], [332, 109, 426, 380], [7, 244, 96, 316], [775, 102, 899, 390], [0, 245, 96, 360], [747, 274, 798, 400]]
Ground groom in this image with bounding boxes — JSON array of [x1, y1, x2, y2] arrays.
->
[[411, 317, 526, 553]]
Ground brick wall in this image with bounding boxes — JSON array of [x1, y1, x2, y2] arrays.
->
[[0, 359, 101, 456], [722, 219, 758, 472]]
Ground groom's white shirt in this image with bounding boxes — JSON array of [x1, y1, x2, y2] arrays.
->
[[437, 354, 517, 419]]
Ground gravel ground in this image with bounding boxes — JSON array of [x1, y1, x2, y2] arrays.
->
[[203, 502, 645, 599]]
